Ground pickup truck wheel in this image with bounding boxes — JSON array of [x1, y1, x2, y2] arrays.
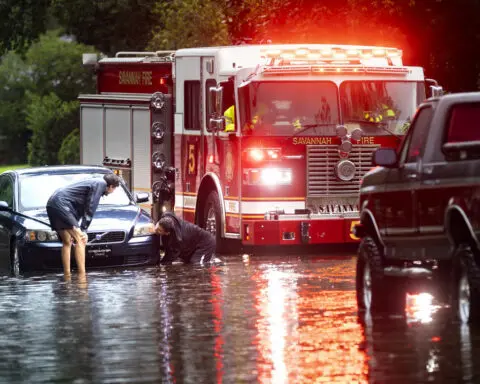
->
[[356, 236, 405, 315], [452, 245, 480, 323]]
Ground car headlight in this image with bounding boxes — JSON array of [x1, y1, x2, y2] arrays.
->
[[133, 222, 154, 237], [25, 229, 59, 242]]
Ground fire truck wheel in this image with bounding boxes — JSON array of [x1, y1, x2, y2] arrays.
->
[[356, 236, 405, 315], [203, 190, 225, 252]]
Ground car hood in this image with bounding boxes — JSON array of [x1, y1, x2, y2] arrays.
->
[[20, 205, 151, 231]]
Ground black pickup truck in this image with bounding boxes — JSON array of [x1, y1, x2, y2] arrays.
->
[[354, 92, 480, 323]]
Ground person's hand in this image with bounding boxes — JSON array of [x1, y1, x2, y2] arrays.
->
[[80, 232, 88, 245]]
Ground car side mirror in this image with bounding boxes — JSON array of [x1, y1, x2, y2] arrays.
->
[[0, 201, 9, 210], [135, 192, 150, 204], [373, 148, 398, 168]]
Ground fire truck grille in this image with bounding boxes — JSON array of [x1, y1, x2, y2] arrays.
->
[[87, 231, 126, 244], [307, 144, 380, 196]]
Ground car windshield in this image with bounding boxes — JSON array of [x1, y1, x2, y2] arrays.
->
[[19, 172, 132, 211], [339, 81, 425, 136], [238, 81, 340, 136]]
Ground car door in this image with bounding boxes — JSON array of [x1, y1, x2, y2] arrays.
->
[[419, 101, 480, 259], [383, 105, 434, 259], [0, 174, 15, 270]]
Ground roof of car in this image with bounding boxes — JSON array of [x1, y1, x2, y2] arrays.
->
[[5, 165, 112, 176]]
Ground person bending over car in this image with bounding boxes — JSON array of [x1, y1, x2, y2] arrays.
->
[[46, 173, 121, 277], [154, 212, 216, 265]]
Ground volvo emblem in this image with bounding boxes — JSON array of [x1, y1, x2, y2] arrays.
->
[[95, 234, 103, 241], [335, 160, 356, 181]]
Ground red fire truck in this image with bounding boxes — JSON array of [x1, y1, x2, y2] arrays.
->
[[79, 44, 442, 248]]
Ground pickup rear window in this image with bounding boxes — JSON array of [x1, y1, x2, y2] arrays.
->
[[447, 103, 480, 142]]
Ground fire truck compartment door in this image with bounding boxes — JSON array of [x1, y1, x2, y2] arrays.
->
[[132, 107, 151, 199], [80, 105, 104, 165], [105, 107, 131, 159]]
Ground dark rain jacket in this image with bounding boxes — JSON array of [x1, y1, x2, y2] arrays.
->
[[47, 178, 107, 231], [160, 212, 216, 264]]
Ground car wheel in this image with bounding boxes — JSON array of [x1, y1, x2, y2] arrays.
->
[[452, 245, 480, 323], [356, 236, 405, 315], [202, 190, 226, 253], [11, 242, 21, 277]]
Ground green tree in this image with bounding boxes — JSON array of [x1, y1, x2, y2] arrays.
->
[[0, 0, 51, 55], [148, 0, 230, 50], [51, 0, 158, 56], [0, 52, 32, 164], [25, 30, 97, 101], [26, 93, 79, 166], [58, 128, 80, 164]]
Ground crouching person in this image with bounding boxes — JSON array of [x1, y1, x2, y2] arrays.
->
[[154, 212, 216, 265]]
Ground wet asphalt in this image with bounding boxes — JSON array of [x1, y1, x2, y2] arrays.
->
[[0, 251, 478, 383]]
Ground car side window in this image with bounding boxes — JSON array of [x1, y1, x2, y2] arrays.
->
[[445, 102, 480, 143], [0, 175, 14, 208], [399, 106, 433, 164]]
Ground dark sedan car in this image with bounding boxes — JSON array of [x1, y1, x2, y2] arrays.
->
[[0, 165, 159, 276]]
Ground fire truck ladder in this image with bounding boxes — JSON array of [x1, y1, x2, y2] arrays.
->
[[115, 51, 176, 62]]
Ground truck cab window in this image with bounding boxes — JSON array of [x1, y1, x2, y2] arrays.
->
[[400, 106, 433, 163], [446, 103, 480, 143], [184, 81, 201, 130]]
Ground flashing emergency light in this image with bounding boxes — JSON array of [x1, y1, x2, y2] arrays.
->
[[246, 148, 281, 162], [262, 46, 403, 62]]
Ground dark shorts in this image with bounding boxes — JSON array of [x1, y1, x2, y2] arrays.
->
[[46, 204, 78, 231]]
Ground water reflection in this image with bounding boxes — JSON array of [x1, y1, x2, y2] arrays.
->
[[1, 256, 480, 383]]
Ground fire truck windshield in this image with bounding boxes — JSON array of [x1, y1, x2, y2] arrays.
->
[[238, 81, 340, 136], [340, 81, 423, 136], [238, 80, 424, 137]]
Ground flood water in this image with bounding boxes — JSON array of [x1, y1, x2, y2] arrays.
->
[[0, 253, 478, 383]]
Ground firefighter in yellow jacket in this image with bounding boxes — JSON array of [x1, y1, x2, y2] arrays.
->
[[363, 103, 396, 123], [223, 105, 235, 132]]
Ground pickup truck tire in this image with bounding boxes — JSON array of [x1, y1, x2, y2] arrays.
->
[[452, 245, 480, 323], [356, 236, 405, 314]]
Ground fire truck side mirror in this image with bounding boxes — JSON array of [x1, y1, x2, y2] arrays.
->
[[208, 117, 226, 133], [210, 86, 223, 116]]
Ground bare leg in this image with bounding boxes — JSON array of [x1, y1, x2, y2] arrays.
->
[[67, 228, 87, 275], [58, 230, 73, 277]]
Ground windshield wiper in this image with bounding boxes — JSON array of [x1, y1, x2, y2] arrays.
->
[[344, 119, 401, 140], [290, 123, 339, 138]]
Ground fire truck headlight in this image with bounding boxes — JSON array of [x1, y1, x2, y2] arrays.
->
[[260, 168, 292, 186]]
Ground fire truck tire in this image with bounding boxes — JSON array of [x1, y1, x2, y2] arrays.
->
[[356, 236, 405, 315], [203, 190, 226, 253]]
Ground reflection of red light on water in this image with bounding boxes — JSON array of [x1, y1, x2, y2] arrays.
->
[[252, 261, 368, 383], [211, 272, 224, 384]]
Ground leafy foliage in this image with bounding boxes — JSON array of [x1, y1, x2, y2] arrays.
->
[[0, 52, 32, 164], [51, 0, 158, 56], [25, 30, 97, 101], [58, 128, 80, 164], [26, 93, 79, 166], [148, 0, 230, 50], [0, 0, 51, 55]]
